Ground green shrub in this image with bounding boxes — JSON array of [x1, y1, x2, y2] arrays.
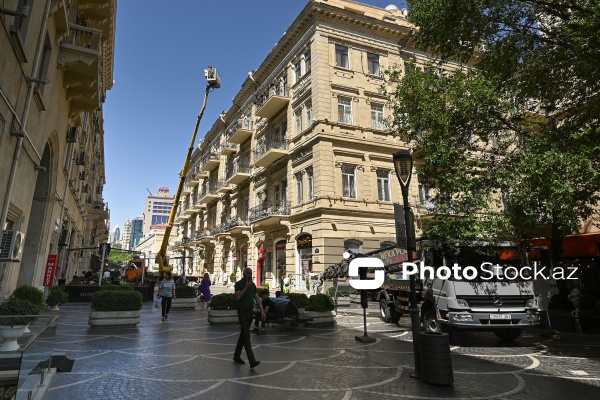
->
[[288, 293, 309, 308], [176, 284, 196, 298], [327, 287, 351, 298], [306, 293, 335, 312], [91, 290, 142, 311], [99, 284, 134, 291], [229, 273, 237, 283], [260, 282, 269, 290], [12, 285, 45, 311], [208, 293, 237, 310], [46, 286, 69, 306], [0, 297, 41, 326]]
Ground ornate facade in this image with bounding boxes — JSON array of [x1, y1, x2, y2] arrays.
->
[[172, 0, 432, 290], [0, 0, 116, 294]]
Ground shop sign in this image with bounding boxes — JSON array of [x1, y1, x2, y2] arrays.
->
[[43, 254, 58, 286]]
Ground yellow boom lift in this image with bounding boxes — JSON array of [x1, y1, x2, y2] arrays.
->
[[156, 67, 221, 273]]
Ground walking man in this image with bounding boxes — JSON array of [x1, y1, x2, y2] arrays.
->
[[233, 267, 265, 368]]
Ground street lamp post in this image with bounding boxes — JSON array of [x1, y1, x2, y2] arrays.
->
[[393, 149, 422, 379], [181, 237, 189, 284]]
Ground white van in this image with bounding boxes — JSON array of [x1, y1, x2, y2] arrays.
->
[[421, 242, 541, 341]]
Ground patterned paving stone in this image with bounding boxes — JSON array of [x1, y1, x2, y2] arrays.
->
[[39, 302, 600, 400]]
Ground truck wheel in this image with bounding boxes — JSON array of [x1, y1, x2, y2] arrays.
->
[[493, 329, 521, 341], [380, 299, 391, 322], [390, 308, 402, 323], [423, 309, 442, 333]]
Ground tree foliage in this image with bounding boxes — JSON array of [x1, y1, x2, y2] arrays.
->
[[385, 0, 600, 245], [107, 249, 133, 265]]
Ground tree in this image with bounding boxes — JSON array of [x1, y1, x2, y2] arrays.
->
[[385, 0, 600, 252], [107, 249, 133, 265]]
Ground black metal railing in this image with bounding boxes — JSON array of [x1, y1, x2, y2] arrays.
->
[[220, 216, 249, 231], [253, 137, 289, 161], [255, 84, 290, 110], [227, 117, 253, 139], [199, 185, 218, 198], [249, 201, 291, 223], [225, 163, 252, 180]]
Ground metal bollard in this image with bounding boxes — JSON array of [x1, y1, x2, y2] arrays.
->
[[40, 369, 45, 386]]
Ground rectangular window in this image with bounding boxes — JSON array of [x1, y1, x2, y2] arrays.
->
[[12, 0, 33, 39], [36, 36, 52, 95], [335, 45, 349, 68], [371, 103, 385, 130], [367, 53, 380, 76], [307, 168, 314, 200], [342, 166, 356, 198], [304, 50, 311, 73], [376, 170, 391, 202], [275, 184, 280, 203], [419, 183, 434, 209], [295, 61, 302, 83], [305, 101, 312, 126], [280, 119, 287, 140], [338, 97, 353, 125], [296, 173, 303, 204], [295, 109, 302, 134]]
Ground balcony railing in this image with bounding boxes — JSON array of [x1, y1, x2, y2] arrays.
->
[[219, 216, 250, 232], [195, 229, 214, 240], [249, 201, 291, 223], [253, 137, 289, 167], [227, 117, 253, 144], [255, 84, 290, 119], [201, 151, 220, 172], [225, 162, 252, 184]]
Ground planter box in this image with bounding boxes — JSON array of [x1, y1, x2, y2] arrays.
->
[[207, 309, 239, 324], [88, 310, 141, 327], [304, 310, 336, 325], [170, 298, 197, 310], [65, 285, 154, 302]]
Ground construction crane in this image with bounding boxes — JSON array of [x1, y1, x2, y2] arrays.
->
[[156, 67, 221, 273]]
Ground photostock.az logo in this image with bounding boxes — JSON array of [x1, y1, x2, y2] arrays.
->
[[348, 257, 385, 290]]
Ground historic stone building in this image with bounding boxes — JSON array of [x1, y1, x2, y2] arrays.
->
[[0, 0, 116, 294], [171, 0, 433, 290]]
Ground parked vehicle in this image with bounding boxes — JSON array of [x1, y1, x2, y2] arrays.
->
[[370, 242, 540, 341]]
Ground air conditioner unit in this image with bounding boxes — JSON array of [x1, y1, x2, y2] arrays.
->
[[0, 230, 24, 262]]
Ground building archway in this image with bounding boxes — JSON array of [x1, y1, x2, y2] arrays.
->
[[295, 233, 312, 290], [19, 143, 53, 286]]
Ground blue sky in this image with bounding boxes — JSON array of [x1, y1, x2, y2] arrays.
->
[[103, 0, 405, 232]]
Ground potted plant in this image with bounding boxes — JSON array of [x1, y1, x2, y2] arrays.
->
[[46, 286, 69, 310], [207, 293, 238, 324], [260, 281, 269, 290], [229, 272, 237, 283], [170, 284, 197, 309], [88, 285, 143, 327], [11, 285, 45, 312], [0, 296, 40, 351], [305, 293, 336, 325], [327, 287, 351, 307], [287, 293, 309, 314]]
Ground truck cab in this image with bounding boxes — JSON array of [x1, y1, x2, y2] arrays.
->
[[421, 242, 540, 341]]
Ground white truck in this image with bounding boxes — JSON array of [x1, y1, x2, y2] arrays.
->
[[374, 242, 541, 341]]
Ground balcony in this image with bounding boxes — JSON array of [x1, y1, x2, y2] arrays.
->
[[182, 201, 195, 217], [195, 228, 215, 243], [249, 201, 291, 225], [227, 118, 253, 144], [217, 179, 233, 194], [253, 137, 289, 167], [88, 201, 109, 220], [226, 163, 252, 185], [256, 85, 290, 119], [51, 0, 70, 37], [58, 24, 102, 114], [220, 216, 250, 234], [198, 185, 218, 204], [201, 151, 220, 172], [220, 141, 238, 156]]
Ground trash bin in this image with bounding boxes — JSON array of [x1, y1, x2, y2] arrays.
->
[[419, 331, 453, 385]]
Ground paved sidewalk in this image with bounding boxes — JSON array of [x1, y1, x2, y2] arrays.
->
[[39, 301, 600, 400]]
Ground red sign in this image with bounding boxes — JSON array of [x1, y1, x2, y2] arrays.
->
[[43, 254, 58, 286]]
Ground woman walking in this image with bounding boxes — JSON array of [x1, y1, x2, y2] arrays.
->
[[158, 272, 176, 321], [199, 272, 213, 306]]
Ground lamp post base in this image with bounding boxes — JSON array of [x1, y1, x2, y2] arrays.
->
[[355, 335, 376, 343]]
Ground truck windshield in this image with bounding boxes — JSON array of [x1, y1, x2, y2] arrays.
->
[[445, 246, 525, 281]]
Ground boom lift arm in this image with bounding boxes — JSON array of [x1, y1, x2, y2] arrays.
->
[[157, 67, 221, 273]]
